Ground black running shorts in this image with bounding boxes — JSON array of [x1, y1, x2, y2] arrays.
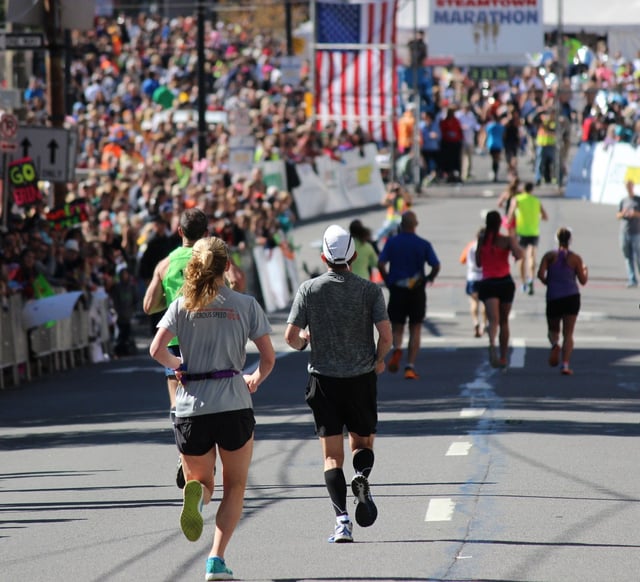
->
[[518, 235, 539, 248], [546, 293, 581, 319], [478, 275, 516, 303], [174, 408, 255, 455], [387, 284, 426, 324], [305, 372, 377, 438]]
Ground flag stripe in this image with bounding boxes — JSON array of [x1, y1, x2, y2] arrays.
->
[[315, 0, 397, 143]]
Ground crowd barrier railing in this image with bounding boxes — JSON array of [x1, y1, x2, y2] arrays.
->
[[0, 290, 112, 389]]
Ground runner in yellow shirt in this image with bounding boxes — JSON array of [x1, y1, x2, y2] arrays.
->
[[508, 181, 548, 295]]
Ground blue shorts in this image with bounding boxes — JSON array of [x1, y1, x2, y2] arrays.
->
[[466, 280, 481, 296], [165, 345, 181, 377]]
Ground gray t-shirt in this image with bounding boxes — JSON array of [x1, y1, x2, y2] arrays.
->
[[619, 195, 640, 235], [159, 287, 272, 417], [287, 270, 389, 377]]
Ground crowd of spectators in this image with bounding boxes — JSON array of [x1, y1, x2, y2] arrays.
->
[[2, 12, 640, 352], [396, 36, 640, 188]]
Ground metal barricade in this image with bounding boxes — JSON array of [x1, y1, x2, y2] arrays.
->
[[69, 307, 90, 366], [0, 295, 31, 388], [29, 323, 58, 376]]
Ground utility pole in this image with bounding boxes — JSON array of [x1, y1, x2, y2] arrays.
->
[[43, 0, 67, 207], [196, 0, 207, 160], [285, 0, 293, 56], [555, 0, 564, 191]]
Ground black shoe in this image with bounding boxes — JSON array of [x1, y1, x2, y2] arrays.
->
[[351, 473, 378, 527], [176, 458, 185, 489], [527, 281, 534, 296]]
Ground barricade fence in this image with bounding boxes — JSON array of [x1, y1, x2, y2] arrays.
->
[[0, 291, 112, 389], [1, 244, 301, 389]]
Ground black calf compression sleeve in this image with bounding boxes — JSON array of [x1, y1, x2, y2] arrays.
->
[[324, 468, 347, 516], [353, 448, 374, 478]]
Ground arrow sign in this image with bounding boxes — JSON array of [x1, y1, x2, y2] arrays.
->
[[21, 137, 31, 158], [47, 139, 59, 164], [13, 126, 76, 182]]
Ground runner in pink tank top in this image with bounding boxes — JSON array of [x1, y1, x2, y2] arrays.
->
[[476, 211, 523, 368]]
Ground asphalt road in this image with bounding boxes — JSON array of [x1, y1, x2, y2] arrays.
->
[[2, 150, 640, 582]]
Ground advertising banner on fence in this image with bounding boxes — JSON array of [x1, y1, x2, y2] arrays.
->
[[428, 0, 544, 66], [291, 143, 385, 220], [565, 142, 640, 206]]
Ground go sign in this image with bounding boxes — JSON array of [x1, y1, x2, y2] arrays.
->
[[9, 157, 37, 185], [9, 156, 42, 207]]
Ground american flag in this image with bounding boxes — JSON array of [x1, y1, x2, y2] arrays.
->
[[315, 0, 397, 144]]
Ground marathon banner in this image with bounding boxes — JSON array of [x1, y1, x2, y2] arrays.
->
[[46, 199, 90, 231], [428, 0, 544, 66], [9, 157, 43, 207]]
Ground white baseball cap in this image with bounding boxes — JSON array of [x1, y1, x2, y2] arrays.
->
[[322, 224, 355, 265]]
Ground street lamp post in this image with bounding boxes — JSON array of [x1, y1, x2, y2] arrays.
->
[[555, 0, 564, 190]]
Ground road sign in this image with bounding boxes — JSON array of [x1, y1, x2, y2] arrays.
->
[[12, 126, 77, 182], [0, 89, 21, 109], [0, 32, 45, 51], [0, 113, 19, 140]]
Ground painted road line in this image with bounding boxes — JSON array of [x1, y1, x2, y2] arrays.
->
[[510, 338, 526, 368], [578, 311, 607, 321], [425, 498, 456, 522], [574, 335, 618, 342], [428, 311, 457, 320], [460, 408, 486, 418], [446, 442, 473, 456]]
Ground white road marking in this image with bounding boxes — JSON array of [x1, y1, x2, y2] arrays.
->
[[460, 408, 486, 418], [425, 498, 456, 521], [578, 311, 607, 321], [446, 442, 473, 456], [510, 338, 526, 368], [428, 311, 457, 320]]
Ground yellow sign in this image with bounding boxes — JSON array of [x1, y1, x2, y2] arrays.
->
[[356, 165, 372, 185], [624, 167, 640, 184]]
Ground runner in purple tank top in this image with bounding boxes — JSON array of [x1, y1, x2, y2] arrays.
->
[[537, 227, 589, 375]]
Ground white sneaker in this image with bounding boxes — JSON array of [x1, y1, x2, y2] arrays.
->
[[328, 516, 353, 543]]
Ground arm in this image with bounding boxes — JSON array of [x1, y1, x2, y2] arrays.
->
[[496, 191, 508, 208], [540, 203, 549, 221], [284, 322, 310, 351], [537, 253, 550, 285], [374, 319, 392, 375], [426, 263, 440, 284], [244, 333, 276, 393], [509, 234, 524, 261], [143, 258, 168, 314], [573, 254, 589, 285], [377, 258, 389, 285], [225, 261, 246, 292], [459, 242, 471, 265], [150, 326, 182, 370]]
